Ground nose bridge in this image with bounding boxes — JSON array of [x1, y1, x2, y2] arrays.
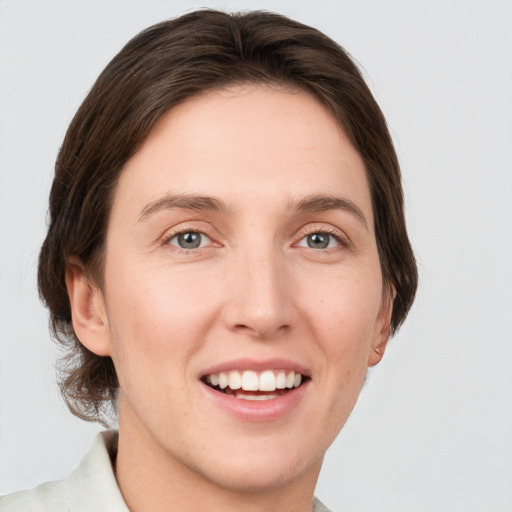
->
[[224, 239, 293, 338]]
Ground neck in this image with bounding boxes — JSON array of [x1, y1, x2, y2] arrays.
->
[[114, 402, 321, 512]]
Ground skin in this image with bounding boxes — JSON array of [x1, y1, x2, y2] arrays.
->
[[66, 85, 393, 512]]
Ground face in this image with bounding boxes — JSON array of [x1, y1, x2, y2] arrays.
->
[[73, 85, 392, 493]]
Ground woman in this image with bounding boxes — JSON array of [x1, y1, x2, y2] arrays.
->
[[0, 9, 416, 512]]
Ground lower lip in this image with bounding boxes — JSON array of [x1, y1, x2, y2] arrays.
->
[[201, 381, 310, 422]]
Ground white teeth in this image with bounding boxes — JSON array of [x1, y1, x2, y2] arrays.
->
[[205, 369, 304, 393], [259, 370, 276, 391], [235, 393, 279, 401], [218, 372, 228, 389], [241, 370, 259, 391], [228, 370, 242, 390], [276, 371, 287, 389]]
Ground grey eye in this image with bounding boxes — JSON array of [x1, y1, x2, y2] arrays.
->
[[296, 232, 340, 250], [169, 231, 210, 249], [307, 233, 330, 249]]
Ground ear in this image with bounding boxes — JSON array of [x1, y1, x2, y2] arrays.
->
[[65, 258, 112, 356], [367, 286, 396, 367]]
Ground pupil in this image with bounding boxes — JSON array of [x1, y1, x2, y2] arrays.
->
[[178, 232, 201, 249], [307, 233, 329, 249]]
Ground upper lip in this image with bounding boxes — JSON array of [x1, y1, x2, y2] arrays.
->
[[200, 358, 311, 378]]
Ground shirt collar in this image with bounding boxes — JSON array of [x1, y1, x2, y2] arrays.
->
[[65, 431, 129, 512]]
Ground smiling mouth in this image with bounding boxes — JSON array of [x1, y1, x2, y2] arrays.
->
[[202, 369, 307, 401]]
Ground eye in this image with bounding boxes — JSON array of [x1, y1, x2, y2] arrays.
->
[[296, 232, 341, 250], [168, 231, 211, 250]]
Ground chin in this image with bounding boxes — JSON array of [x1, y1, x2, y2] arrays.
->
[[198, 453, 323, 494], [176, 430, 327, 494]]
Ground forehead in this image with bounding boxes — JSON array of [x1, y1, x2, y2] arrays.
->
[[113, 84, 372, 222]]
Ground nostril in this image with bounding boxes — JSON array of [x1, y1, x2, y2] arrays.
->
[[233, 323, 290, 340]]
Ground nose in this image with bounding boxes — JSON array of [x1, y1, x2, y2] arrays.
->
[[222, 246, 296, 340]]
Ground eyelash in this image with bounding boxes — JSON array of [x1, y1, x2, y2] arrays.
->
[[295, 226, 349, 252], [162, 225, 349, 254], [164, 227, 214, 253]]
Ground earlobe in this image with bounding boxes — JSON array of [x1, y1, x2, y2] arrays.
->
[[65, 259, 111, 357], [368, 339, 388, 367], [367, 286, 396, 367]]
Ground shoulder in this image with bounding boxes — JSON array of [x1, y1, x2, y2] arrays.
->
[[0, 431, 128, 512], [0, 480, 66, 511], [313, 496, 334, 512]]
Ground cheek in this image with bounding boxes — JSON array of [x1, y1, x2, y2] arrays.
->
[[103, 261, 224, 384], [299, 265, 383, 395], [302, 267, 382, 344]]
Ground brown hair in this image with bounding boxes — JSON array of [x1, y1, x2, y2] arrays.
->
[[38, 9, 417, 424]]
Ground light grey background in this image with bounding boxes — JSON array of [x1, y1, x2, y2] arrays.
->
[[1, 1, 511, 511]]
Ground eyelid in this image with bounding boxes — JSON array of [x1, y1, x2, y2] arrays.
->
[[160, 222, 220, 250], [167, 231, 212, 249], [293, 224, 350, 249]]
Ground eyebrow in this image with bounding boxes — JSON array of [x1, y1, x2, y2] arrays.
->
[[139, 194, 227, 221], [139, 192, 368, 230], [292, 194, 369, 230]]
